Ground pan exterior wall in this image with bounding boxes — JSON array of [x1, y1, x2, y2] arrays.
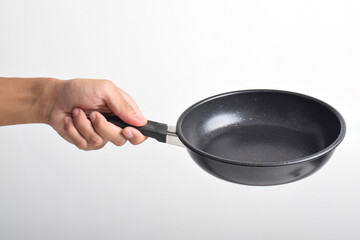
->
[[188, 150, 334, 186]]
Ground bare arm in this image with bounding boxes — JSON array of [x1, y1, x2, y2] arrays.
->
[[0, 77, 58, 125], [0, 77, 147, 150]]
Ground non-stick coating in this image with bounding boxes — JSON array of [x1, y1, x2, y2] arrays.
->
[[177, 90, 345, 167]]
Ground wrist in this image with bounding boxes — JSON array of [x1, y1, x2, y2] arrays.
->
[[33, 77, 64, 124]]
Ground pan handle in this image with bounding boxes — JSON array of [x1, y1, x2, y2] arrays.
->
[[104, 115, 168, 143]]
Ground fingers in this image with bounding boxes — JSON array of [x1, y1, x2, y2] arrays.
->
[[59, 79, 149, 150], [90, 112, 147, 146], [103, 83, 147, 127], [89, 112, 128, 147], [72, 108, 105, 148], [64, 117, 87, 149], [64, 108, 106, 150], [64, 116, 105, 150], [118, 89, 143, 117], [64, 109, 147, 150], [122, 127, 147, 145]]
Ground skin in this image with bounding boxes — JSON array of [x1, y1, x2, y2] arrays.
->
[[0, 77, 147, 150]]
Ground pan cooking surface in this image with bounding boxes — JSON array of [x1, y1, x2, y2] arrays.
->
[[178, 90, 342, 165], [202, 125, 324, 163]]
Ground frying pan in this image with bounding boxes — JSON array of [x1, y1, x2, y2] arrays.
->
[[105, 89, 346, 186]]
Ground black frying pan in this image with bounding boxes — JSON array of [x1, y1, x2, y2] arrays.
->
[[105, 89, 346, 186]]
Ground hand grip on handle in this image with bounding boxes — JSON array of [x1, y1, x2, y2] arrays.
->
[[104, 115, 168, 143]]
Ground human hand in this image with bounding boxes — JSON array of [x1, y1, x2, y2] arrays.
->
[[48, 78, 147, 150]]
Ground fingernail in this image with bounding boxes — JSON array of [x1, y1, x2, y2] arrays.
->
[[89, 112, 96, 122], [122, 129, 133, 139], [64, 117, 71, 124], [73, 108, 79, 117], [134, 114, 147, 124]]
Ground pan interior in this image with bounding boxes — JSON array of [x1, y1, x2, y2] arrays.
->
[[178, 91, 342, 164]]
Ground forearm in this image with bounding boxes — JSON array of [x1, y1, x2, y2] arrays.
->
[[0, 77, 60, 126]]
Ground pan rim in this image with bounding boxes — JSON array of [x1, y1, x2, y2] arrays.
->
[[176, 89, 346, 167]]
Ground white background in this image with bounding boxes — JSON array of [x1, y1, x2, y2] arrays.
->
[[0, 0, 359, 239]]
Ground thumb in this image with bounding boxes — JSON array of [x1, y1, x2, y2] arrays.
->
[[104, 88, 147, 127]]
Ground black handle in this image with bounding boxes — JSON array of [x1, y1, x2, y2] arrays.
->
[[105, 115, 168, 143]]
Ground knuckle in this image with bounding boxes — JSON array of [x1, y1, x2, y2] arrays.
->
[[113, 137, 127, 146], [89, 135, 102, 146], [131, 138, 146, 146], [94, 118, 106, 129], [129, 139, 141, 145], [101, 79, 115, 90], [123, 102, 136, 115], [94, 143, 106, 150], [76, 140, 88, 150]]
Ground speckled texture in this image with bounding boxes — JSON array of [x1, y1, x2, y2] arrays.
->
[[176, 90, 346, 185]]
